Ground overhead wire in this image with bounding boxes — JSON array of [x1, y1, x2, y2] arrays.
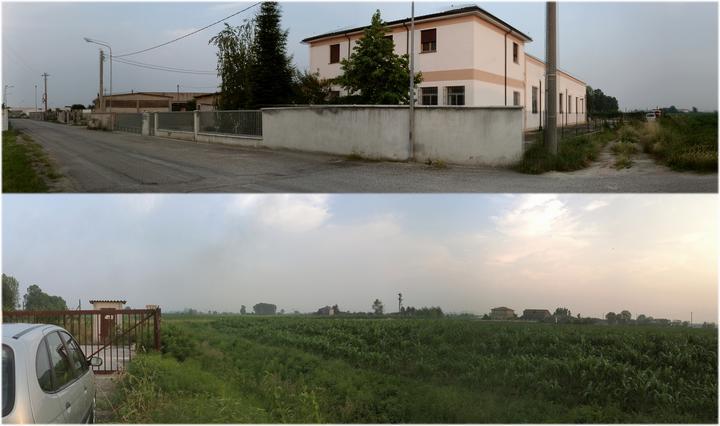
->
[[114, 2, 261, 58], [114, 58, 216, 75]]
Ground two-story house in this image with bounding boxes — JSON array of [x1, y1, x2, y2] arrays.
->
[[302, 6, 587, 131]]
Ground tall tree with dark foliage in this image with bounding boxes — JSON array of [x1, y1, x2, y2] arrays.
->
[[250, 2, 294, 107]]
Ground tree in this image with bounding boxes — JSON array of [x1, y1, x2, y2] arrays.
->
[[554, 307, 571, 318], [253, 302, 277, 315], [371, 298, 384, 315], [210, 21, 256, 110], [240, 305, 246, 315], [335, 10, 422, 104], [605, 312, 617, 325], [637, 314, 647, 324], [619, 310, 632, 324], [292, 70, 333, 104], [692, 106, 698, 113], [70, 104, 85, 110], [2, 274, 20, 311], [332, 304, 341, 314], [250, 2, 294, 107], [23, 285, 67, 311]]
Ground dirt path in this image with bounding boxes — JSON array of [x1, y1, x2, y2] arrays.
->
[[547, 140, 688, 178], [95, 375, 121, 423]]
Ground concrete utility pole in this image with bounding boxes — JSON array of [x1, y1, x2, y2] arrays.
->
[[398, 293, 403, 313], [42, 73, 49, 112], [99, 50, 105, 112], [84, 38, 112, 112], [408, 1, 416, 160], [544, 1, 558, 154], [34, 84, 38, 111]]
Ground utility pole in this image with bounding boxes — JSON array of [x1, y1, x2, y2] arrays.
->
[[544, 1, 558, 154], [34, 84, 38, 111], [42, 73, 49, 113], [3, 85, 13, 107], [99, 50, 105, 112], [408, 1, 415, 160], [398, 293, 403, 313]]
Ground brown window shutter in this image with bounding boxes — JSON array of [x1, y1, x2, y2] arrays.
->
[[420, 29, 436, 44], [330, 44, 340, 63]]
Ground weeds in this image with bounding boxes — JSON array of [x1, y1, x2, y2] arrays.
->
[[2, 129, 61, 192], [515, 130, 615, 174], [639, 113, 718, 172]]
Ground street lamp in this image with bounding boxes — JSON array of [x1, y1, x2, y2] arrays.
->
[[84, 37, 112, 112]]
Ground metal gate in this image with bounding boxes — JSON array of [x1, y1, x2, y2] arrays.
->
[[2, 308, 160, 374], [114, 113, 143, 134]]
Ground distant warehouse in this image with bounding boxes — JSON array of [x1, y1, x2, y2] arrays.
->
[[92, 91, 214, 113], [302, 5, 587, 131]]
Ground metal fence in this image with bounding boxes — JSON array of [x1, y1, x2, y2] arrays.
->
[[114, 113, 143, 134], [2, 308, 161, 374], [157, 111, 194, 132], [198, 110, 262, 137]]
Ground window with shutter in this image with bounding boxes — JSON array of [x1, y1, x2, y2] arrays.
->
[[421, 29, 437, 53]]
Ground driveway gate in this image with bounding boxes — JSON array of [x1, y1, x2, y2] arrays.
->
[[2, 308, 161, 374], [114, 113, 144, 134]]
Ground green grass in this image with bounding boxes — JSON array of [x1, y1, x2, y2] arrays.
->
[[2, 129, 60, 192], [515, 130, 616, 174], [107, 317, 718, 423], [640, 113, 718, 172]]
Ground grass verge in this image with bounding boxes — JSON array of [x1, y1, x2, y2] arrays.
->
[[2, 129, 61, 192], [514, 129, 616, 174]]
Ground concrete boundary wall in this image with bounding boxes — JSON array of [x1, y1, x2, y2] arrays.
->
[[261, 105, 523, 165], [414, 106, 523, 165], [262, 106, 410, 160]]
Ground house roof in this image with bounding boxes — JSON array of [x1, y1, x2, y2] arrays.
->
[[89, 299, 127, 304], [301, 5, 532, 44]]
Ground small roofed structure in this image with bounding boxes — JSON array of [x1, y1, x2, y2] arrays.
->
[[490, 306, 515, 320], [316, 306, 336, 316], [89, 299, 127, 344], [522, 309, 551, 321]]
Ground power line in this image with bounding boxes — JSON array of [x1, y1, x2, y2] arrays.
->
[[114, 58, 216, 75], [114, 2, 261, 58], [115, 57, 216, 73]]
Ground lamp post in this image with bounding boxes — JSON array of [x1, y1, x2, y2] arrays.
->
[[84, 37, 112, 112]]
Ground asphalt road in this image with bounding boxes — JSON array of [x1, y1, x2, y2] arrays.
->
[[10, 119, 717, 193]]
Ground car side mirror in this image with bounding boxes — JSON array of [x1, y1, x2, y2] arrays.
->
[[88, 356, 103, 367]]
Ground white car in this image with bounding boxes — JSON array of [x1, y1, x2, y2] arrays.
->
[[2, 323, 102, 423], [646, 112, 657, 122]]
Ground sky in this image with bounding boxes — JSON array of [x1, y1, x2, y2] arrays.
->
[[2, 1, 717, 111], [2, 194, 717, 322]]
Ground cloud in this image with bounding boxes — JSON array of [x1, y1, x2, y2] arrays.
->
[[228, 194, 331, 232], [493, 195, 572, 238], [115, 194, 165, 214], [585, 200, 609, 211]]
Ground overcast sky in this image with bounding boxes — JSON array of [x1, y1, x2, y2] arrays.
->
[[3, 194, 717, 322], [2, 1, 717, 111]]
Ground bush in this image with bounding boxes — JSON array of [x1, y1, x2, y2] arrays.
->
[[160, 323, 196, 361]]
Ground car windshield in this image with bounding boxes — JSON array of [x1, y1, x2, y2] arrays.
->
[[2, 345, 14, 417]]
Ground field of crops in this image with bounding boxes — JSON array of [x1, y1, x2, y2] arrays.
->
[[106, 316, 718, 423]]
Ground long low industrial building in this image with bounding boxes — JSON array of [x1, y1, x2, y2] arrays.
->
[[92, 91, 213, 113], [302, 5, 587, 131]]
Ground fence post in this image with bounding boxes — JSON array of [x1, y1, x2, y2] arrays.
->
[[154, 307, 161, 351], [153, 112, 159, 135], [141, 112, 150, 136], [193, 111, 199, 142]]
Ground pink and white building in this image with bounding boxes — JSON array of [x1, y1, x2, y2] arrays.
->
[[302, 6, 587, 131]]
